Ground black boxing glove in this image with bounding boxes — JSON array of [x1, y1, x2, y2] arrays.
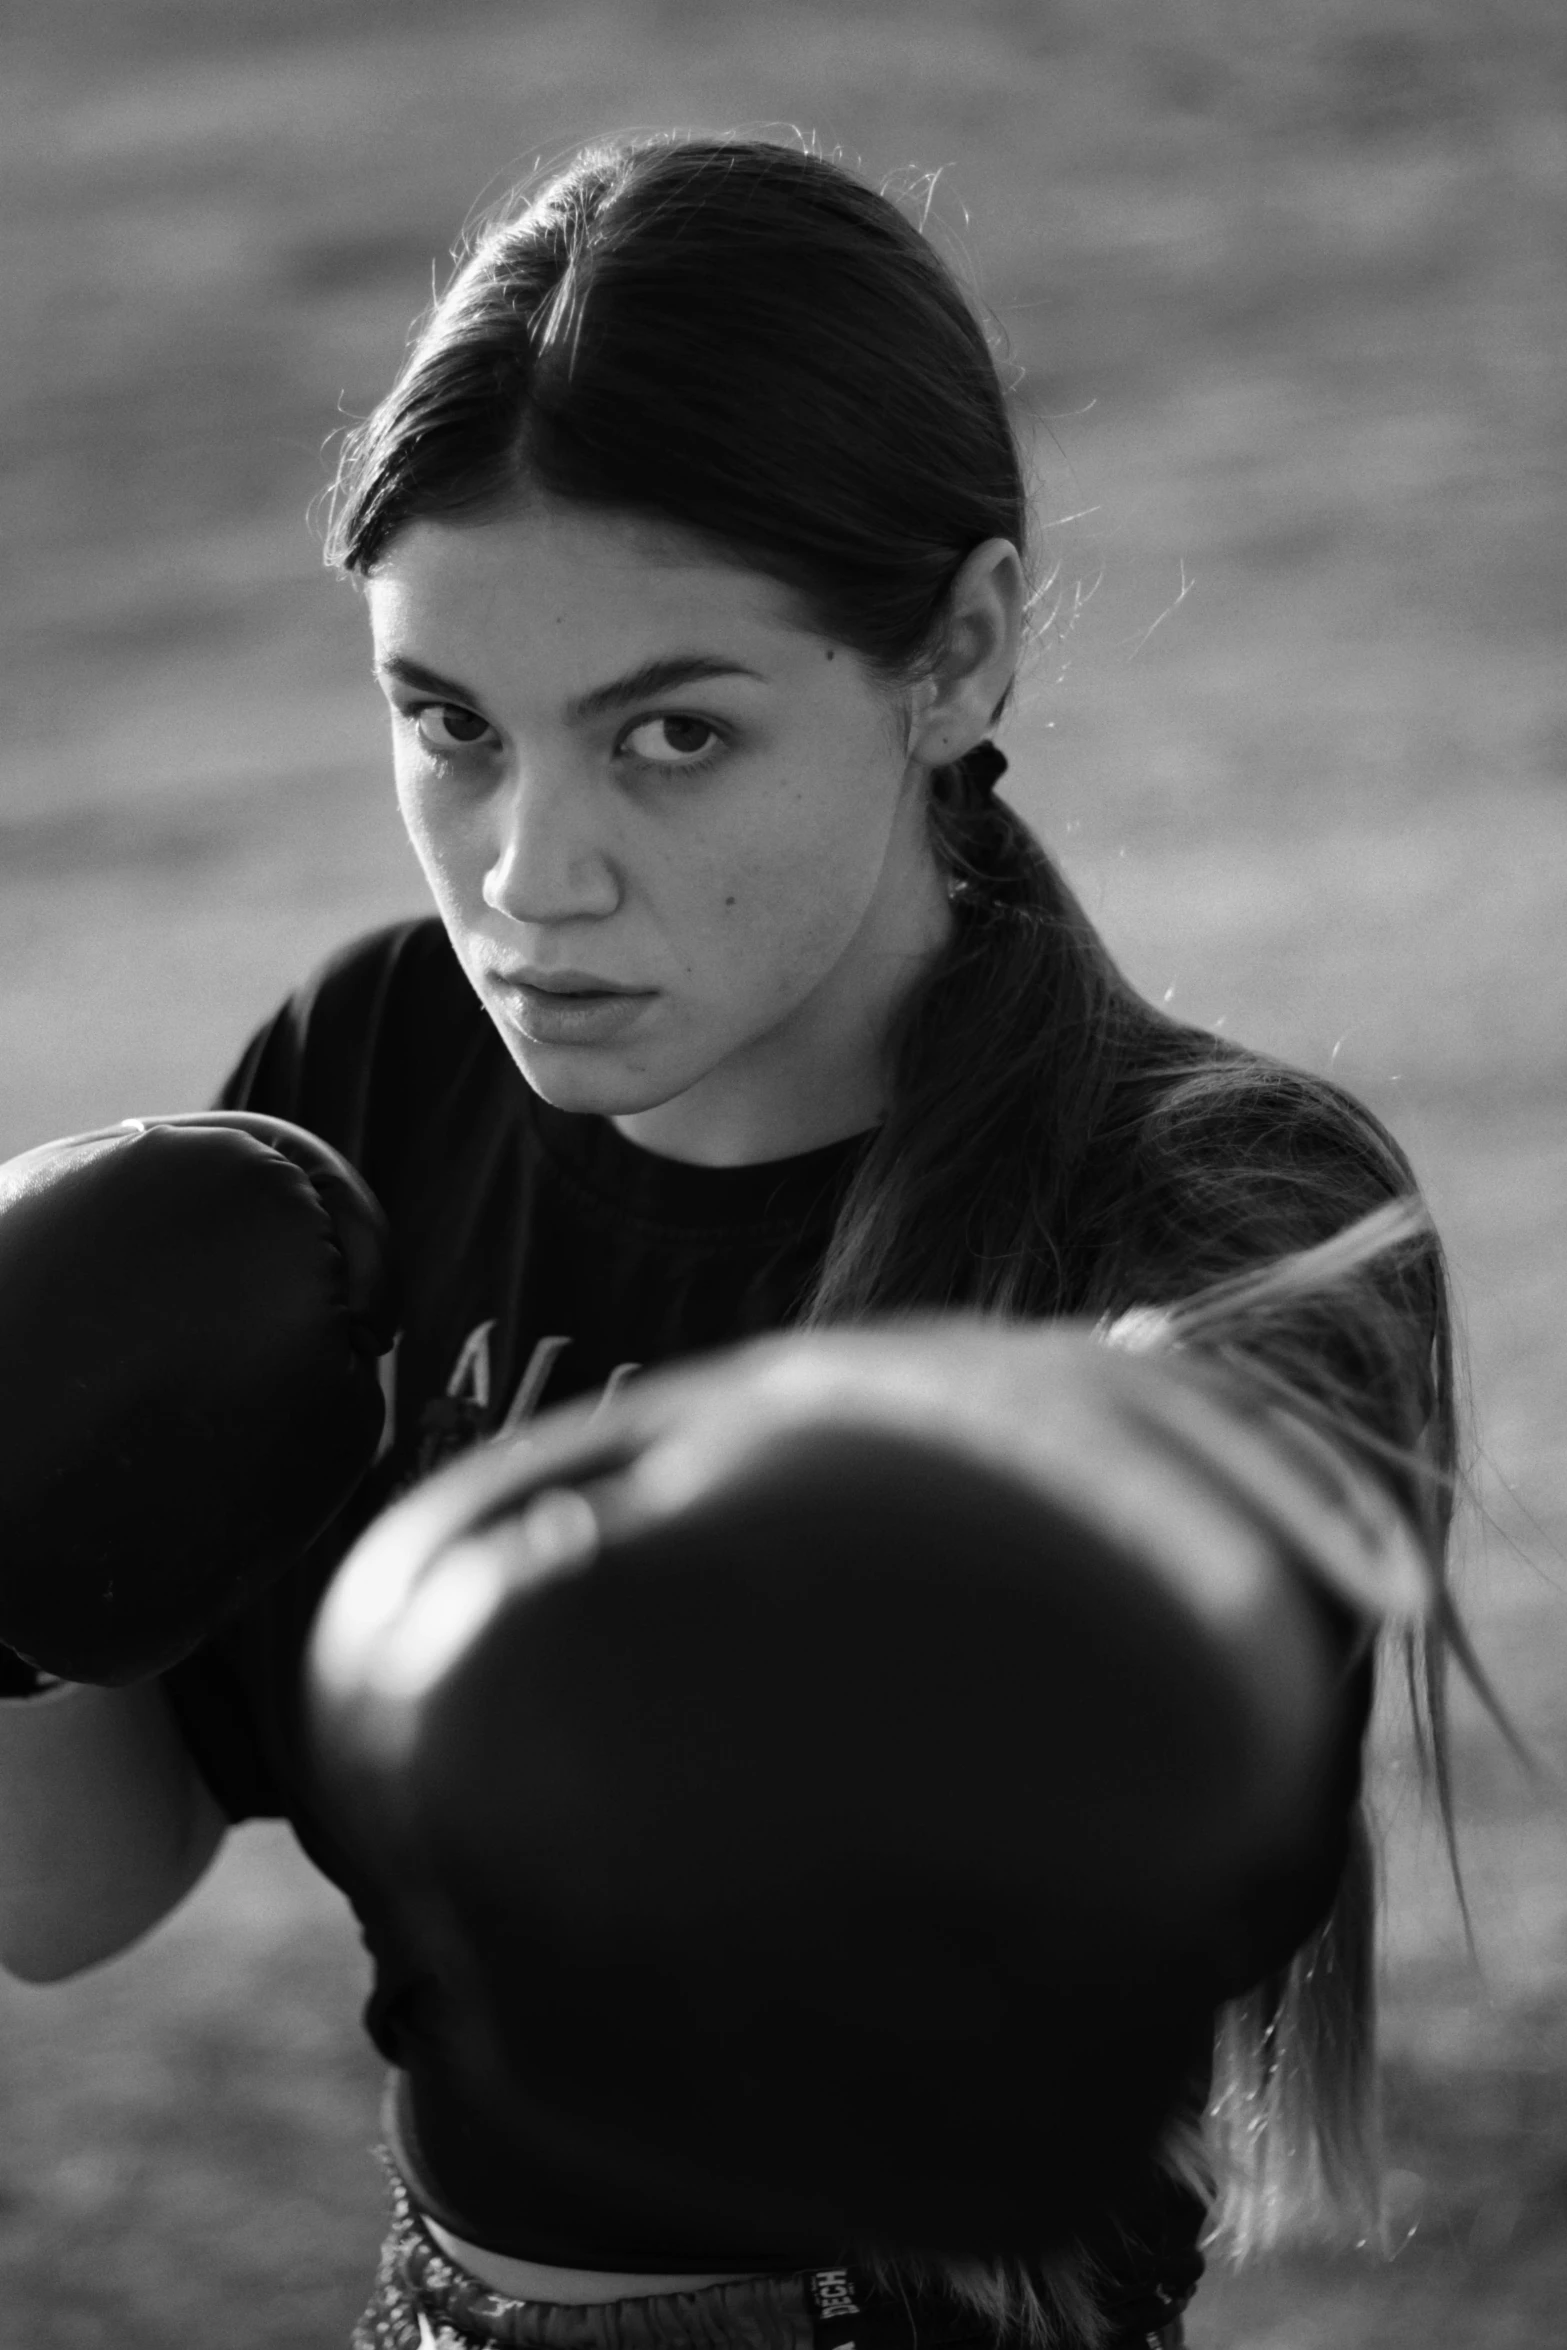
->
[[0, 1112, 396, 1686], [308, 1320, 1422, 2255]]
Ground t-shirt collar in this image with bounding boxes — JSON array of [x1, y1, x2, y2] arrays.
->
[[526, 1089, 873, 1235]]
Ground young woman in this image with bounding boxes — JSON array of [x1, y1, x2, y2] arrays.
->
[[0, 134, 1457, 2350]]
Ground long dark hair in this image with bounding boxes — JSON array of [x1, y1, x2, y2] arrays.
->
[[327, 135, 1024, 672], [328, 132, 1461, 2333]]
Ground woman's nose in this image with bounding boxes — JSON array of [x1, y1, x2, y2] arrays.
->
[[481, 764, 621, 926]]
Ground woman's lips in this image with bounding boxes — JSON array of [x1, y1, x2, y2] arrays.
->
[[492, 977, 655, 1047]]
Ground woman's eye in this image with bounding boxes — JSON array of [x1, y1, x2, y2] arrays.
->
[[411, 703, 495, 752], [619, 714, 721, 768]]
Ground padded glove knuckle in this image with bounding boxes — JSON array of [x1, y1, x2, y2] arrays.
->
[[0, 1112, 397, 1685]]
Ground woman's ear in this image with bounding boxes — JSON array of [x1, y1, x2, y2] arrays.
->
[[905, 538, 1026, 769]]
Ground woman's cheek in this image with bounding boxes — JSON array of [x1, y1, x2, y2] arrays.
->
[[393, 759, 442, 871], [748, 878, 873, 1014], [397, 767, 480, 913]]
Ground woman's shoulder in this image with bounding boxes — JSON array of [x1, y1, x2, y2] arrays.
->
[[279, 914, 469, 1037], [1070, 1017, 1439, 1350], [215, 916, 499, 1157], [1102, 1022, 1452, 1494], [1117, 1025, 1420, 1244]]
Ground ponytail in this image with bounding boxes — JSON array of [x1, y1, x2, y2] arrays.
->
[[806, 762, 1466, 2324], [805, 746, 1161, 1328]]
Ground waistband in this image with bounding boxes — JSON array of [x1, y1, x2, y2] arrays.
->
[[354, 2160, 1188, 2350]]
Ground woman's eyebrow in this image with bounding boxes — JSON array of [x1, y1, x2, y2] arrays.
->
[[569, 656, 765, 721], [375, 654, 483, 704], [375, 651, 765, 720]]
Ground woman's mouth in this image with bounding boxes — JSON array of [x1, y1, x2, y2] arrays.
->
[[491, 973, 656, 1048]]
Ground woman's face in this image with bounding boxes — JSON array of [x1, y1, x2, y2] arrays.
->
[[368, 503, 952, 1164]]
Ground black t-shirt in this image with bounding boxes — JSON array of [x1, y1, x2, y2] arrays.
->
[[162, 916, 1208, 2305]]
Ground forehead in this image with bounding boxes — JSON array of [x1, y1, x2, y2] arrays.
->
[[366, 505, 823, 680]]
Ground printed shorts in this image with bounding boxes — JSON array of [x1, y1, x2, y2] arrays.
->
[[352, 2163, 1186, 2350]]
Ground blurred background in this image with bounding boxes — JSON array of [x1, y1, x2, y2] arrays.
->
[[1, 2, 1563, 2342]]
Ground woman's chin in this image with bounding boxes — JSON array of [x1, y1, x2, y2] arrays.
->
[[498, 1028, 693, 1124]]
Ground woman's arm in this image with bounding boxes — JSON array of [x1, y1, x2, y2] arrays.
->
[[0, 1105, 397, 1983], [0, 1681, 227, 1982], [304, 1317, 1389, 2256]]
